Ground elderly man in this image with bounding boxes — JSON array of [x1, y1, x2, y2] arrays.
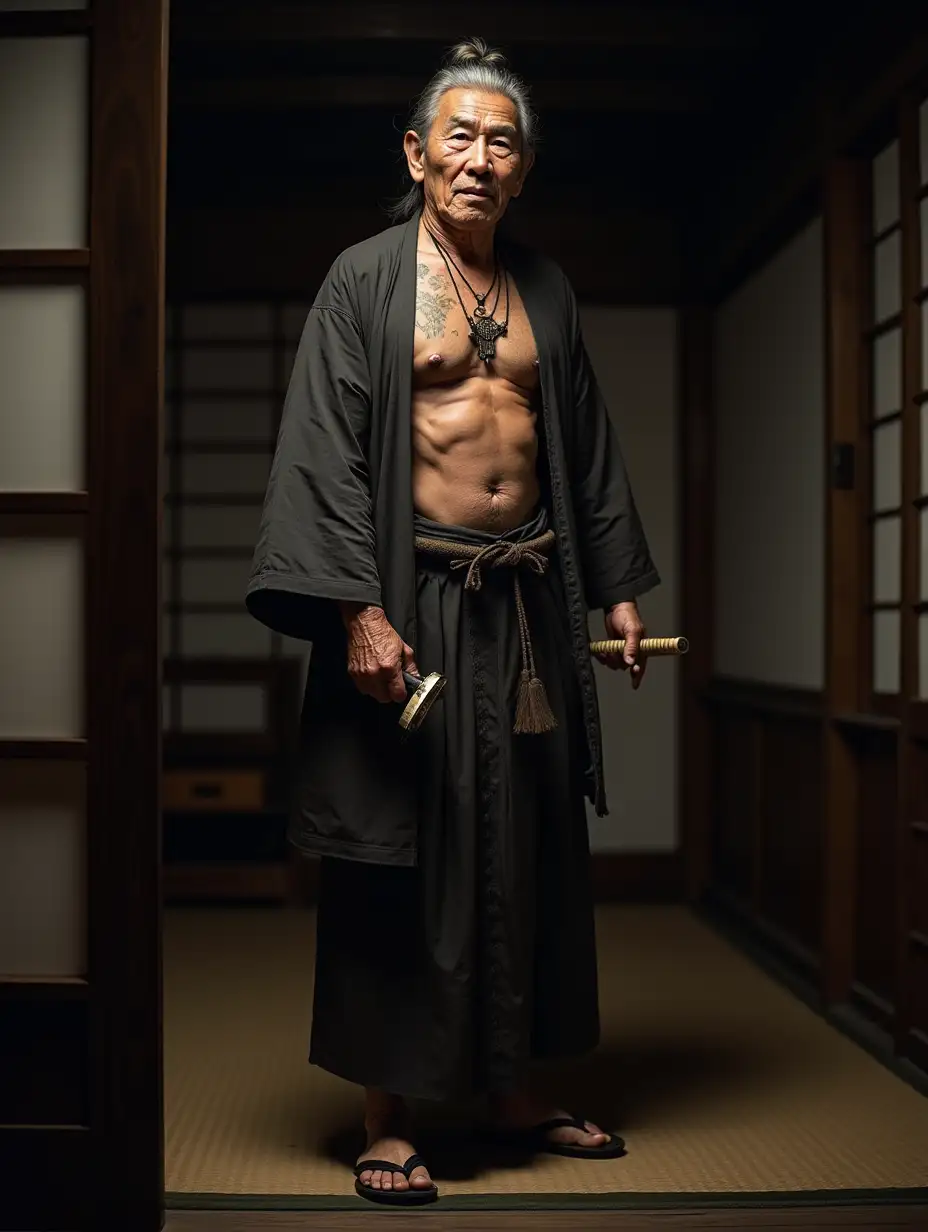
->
[[246, 36, 659, 1206]]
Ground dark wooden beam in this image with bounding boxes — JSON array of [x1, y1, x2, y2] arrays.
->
[[692, 2, 928, 300], [0, 249, 90, 269], [0, 492, 88, 516], [170, 75, 714, 113], [171, 2, 762, 51], [0, 12, 92, 36], [167, 204, 682, 303]]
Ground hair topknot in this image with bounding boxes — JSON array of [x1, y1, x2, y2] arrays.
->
[[446, 37, 508, 68]]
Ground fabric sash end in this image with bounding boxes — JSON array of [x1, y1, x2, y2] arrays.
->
[[514, 668, 558, 735]]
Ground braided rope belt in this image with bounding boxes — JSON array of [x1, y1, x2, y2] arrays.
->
[[414, 529, 558, 734]]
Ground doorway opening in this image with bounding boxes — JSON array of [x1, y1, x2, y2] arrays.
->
[[157, 2, 928, 1219]]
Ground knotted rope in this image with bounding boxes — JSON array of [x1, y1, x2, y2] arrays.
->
[[414, 530, 558, 734]]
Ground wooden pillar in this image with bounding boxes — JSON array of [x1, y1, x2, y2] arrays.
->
[[679, 304, 715, 901], [895, 88, 923, 1057], [821, 158, 867, 1006]]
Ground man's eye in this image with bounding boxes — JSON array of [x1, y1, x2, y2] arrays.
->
[[450, 132, 469, 141]]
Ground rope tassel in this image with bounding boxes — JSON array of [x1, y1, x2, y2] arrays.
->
[[511, 572, 557, 735], [514, 668, 558, 734]]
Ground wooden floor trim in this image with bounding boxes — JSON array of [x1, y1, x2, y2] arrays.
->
[[591, 851, 684, 902], [283, 851, 685, 908], [164, 1200, 928, 1230]]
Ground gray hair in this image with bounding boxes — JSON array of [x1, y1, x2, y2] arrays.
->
[[388, 37, 538, 223]]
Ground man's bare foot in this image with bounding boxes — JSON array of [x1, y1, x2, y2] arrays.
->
[[489, 1090, 611, 1150], [356, 1089, 434, 1194]]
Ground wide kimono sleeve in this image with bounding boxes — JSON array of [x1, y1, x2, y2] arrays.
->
[[562, 275, 661, 611], [244, 267, 380, 642]]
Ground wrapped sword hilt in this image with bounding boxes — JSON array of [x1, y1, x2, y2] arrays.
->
[[589, 636, 689, 657]]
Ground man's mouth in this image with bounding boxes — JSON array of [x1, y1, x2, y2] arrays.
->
[[456, 187, 492, 198]]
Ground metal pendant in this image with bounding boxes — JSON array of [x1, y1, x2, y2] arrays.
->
[[470, 314, 506, 362]]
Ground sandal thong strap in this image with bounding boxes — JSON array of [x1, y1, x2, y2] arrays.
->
[[354, 1153, 429, 1180], [533, 1115, 590, 1134]]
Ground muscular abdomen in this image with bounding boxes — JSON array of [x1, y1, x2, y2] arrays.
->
[[412, 375, 540, 532]]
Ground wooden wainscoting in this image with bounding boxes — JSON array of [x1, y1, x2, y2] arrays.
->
[[703, 677, 825, 979], [698, 673, 927, 1084], [839, 721, 900, 1032]]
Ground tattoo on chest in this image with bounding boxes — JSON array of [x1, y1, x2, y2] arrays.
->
[[415, 262, 456, 339]]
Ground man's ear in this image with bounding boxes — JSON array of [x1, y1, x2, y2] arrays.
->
[[404, 130, 425, 184]]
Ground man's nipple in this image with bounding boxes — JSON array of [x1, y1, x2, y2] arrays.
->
[[428, 353, 443, 367]]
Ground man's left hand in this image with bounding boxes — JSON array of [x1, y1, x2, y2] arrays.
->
[[596, 601, 647, 690]]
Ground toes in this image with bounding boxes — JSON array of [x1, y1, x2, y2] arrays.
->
[[393, 1174, 409, 1191], [370, 1169, 383, 1189], [582, 1122, 608, 1146], [410, 1168, 433, 1189], [359, 1169, 373, 1187], [380, 1171, 393, 1191]]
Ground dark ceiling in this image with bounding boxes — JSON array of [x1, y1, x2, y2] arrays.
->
[[165, 1, 904, 224]]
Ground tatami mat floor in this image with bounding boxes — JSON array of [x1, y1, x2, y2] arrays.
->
[[164, 904, 928, 1199]]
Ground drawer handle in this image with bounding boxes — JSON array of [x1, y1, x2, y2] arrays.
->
[[191, 783, 223, 799]]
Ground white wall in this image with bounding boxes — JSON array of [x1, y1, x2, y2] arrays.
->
[[580, 307, 679, 853], [713, 217, 826, 689]]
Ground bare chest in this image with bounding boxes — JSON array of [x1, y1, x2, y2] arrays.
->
[[413, 253, 539, 391]]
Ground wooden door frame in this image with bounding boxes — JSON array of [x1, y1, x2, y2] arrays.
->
[[86, 1, 169, 1227], [0, 3, 167, 1229]]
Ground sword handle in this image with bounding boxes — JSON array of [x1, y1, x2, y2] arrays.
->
[[402, 670, 423, 698], [589, 636, 689, 657]]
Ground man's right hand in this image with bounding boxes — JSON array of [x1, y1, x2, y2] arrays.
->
[[339, 603, 419, 704]]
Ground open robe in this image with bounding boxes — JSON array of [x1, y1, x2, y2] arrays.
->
[[245, 212, 660, 867]]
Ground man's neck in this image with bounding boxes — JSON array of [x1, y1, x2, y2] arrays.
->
[[419, 207, 496, 271]]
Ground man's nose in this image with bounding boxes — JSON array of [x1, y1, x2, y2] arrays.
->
[[468, 136, 490, 174]]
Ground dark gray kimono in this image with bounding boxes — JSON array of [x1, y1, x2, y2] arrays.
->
[[245, 212, 659, 868]]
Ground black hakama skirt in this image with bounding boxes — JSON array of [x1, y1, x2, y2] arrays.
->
[[308, 507, 600, 1101]]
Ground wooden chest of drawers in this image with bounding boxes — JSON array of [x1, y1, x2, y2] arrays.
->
[[162, 769, 266, 813]]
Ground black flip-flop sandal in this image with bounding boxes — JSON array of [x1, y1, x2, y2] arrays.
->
[[485, 1115, 626, 1160], [353, 1152, 438, 1206], [532, 1115, 626, 1159]]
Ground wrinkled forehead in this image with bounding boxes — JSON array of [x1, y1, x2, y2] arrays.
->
[[431, 87, 521, 139]]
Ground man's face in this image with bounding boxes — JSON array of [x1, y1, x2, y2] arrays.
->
[[405, 87, 533, 230]]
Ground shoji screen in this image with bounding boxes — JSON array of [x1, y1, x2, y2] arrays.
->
[[868, 137, 904, 700], [163, 300, 313, 733], [0, 31, 89, 977]]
